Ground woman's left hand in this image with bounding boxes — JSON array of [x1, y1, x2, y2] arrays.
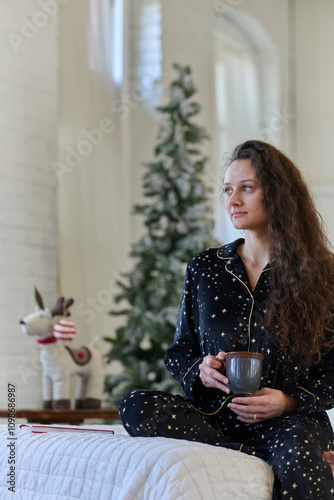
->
[[227, 387, 299, 424]]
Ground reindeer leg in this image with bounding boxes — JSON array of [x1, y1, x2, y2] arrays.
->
[[74, 374, 88, 409], [83, 360, 104, 409], [82, 398, 101, 409], [52, 378, 71, 410], [42, 375, 52, 409]]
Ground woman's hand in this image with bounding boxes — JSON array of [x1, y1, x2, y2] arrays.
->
[[322, 451, 334, 472], [227, 387, 299, 423], [199, 351, 231, 394]]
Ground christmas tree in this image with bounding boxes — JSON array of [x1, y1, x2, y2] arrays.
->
[[104, 63, 215, 407]]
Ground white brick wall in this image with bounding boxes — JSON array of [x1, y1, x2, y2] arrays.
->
[[0, 1, 59, 410]]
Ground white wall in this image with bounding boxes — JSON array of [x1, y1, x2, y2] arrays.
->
[[0, 1, 59, 409], [293, 1, 334, 244], [294, 0, 334, 185]]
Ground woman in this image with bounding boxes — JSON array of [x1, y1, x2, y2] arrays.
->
[[119, 140, 334, 499]]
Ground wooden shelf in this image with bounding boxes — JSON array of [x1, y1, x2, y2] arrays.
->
[[0, 408, 119, 424]]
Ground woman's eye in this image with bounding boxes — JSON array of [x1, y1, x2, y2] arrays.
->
[[243, 185, 252, 191], [223, 188, 232, 195]]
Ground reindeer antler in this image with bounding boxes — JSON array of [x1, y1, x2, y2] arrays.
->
[[51, 296, 74, 317], [64, 298, 74, 317], [34, 287, 45, 310], [51, 296, 65, 317]]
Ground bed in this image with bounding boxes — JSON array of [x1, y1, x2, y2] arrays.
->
[[0, 423, 274, 499]]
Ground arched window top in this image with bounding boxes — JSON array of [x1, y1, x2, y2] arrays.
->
[[215, 8, 277, 55], [213, 6, 280, 150]]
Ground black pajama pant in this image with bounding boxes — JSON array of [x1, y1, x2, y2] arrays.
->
[[119, 390, 334, 500]]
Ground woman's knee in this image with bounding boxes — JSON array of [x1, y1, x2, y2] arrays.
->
[[119, 390, 147, 424], [267, 419, 326, 477], [118, 389, 174, 436]]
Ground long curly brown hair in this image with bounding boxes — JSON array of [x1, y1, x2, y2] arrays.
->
[[227, 140, 334, 368]]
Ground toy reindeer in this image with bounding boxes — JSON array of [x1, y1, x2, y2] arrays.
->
[[19, 288, 104, 410]]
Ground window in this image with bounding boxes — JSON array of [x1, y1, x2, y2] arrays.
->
[[128, 0, 162, 108], [213, 9, 279, 243], [112, 0, 124, 86]]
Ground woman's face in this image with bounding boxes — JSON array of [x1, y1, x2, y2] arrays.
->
[[223, 159, 269, 235]]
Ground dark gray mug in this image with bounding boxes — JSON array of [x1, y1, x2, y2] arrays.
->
[[225, 351, 264, 395]]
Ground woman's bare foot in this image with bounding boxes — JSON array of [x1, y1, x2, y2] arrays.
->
[[322, 450, 334, 471]]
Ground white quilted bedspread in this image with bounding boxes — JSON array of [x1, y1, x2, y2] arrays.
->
[[0, 424, 274, 500]]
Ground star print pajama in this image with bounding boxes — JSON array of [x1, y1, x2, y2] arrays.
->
[[120, 239, 334, 499], [119, 390, 334, 500]]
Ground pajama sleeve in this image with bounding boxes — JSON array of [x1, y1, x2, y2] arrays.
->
[[164, 263, 208, 401], [283, 345, 334, 413]]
